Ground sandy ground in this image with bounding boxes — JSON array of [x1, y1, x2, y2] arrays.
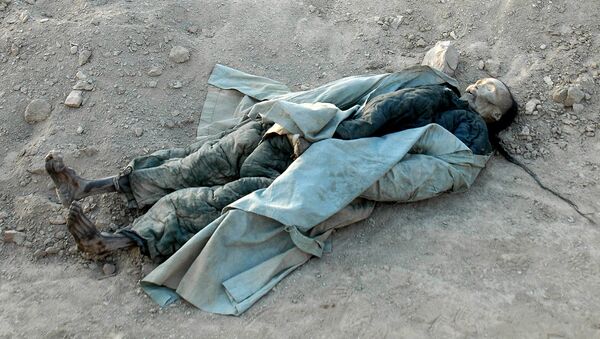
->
[[1, 0, 600, 338]]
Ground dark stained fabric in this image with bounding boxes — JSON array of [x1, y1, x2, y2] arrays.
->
[[335, 85, 492, 155]]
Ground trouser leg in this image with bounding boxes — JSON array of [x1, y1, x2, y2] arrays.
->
[[120, 177, 274, 259], [127, 121, 267, 207]]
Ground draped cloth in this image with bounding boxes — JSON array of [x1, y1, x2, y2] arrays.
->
[[141, 64, 488, 315]]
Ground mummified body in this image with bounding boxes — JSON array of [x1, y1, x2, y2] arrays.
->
[[47, 72, 515, 260]]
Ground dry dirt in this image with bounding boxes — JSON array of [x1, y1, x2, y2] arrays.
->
[[1, 0, 600, 338]]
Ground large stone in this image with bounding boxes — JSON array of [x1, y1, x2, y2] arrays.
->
[[169, 46, 190, 63], [421, 41, 459, 76], [564, 87, 585, 107], [24, 99, 51, 123]]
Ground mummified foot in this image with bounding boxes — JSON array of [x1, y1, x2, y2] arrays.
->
[[46, 151, 119, 207], [45, 151, 86, 207], [67, 202, 135, 256]]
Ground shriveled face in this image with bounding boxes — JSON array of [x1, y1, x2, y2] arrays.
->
[[462, 78, 513, 122]]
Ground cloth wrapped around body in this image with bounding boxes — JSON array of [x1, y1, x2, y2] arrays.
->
[[117, 64, 490, 315]]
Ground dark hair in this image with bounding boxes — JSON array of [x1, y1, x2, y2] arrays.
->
[[485, 84, 596, 224]]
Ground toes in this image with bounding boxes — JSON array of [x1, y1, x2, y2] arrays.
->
[[69, 201, 82, 214], [67, 202, 96, 239], [67, 216, 87, 240], [45, 151, 65, 173]]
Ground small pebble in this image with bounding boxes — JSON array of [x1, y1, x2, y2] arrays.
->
[[76, 126, 84, 134], [525, 99, 541, 115], [3, 230, 26, 245], [415, 38, 427, 48], [64, 90, 83, 107], [70, 46, 78, 55], [147, 66, 163, 77], [187, 25, 199, 34], [73, 80, 94, 91], [78, 49, 92, 66], [45, 247, 60, 255], [76, 71, 88, 80], [20, 11, 29, 23], [169, 46, 190, 63], [103, 263, 117, 275], [551, 86, 568, 104], [134, 127, 144, 137], [170, 81, 183, 89], [49, 216, 66, 225]]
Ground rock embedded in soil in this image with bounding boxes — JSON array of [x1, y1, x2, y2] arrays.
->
[[10, 43, 19, 56], [169, 80, 183, 89], [103, 263, 116, 275], [147, 66, 163, 77], [525, 99, 541, 115], [73, 80, 94, 91], [49, 216, 66, 225], [551, 86, 568, 104], [564, 87, 585, 107], [415, 38, 427, 48], [584, 125, 595, 137], [572, 103, 584, 114], [169, 46, 190, 63], [78, 49, 92, 66], [24, 99, 52, 123], [20, 11, 29, 23], [33, 249, 46, 258], [76, 71, 88, 80], [45, 246, 60, 255], [4, 230, 26, 245], [64, 90, 83, 107], [134, 127, 144, 137]]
